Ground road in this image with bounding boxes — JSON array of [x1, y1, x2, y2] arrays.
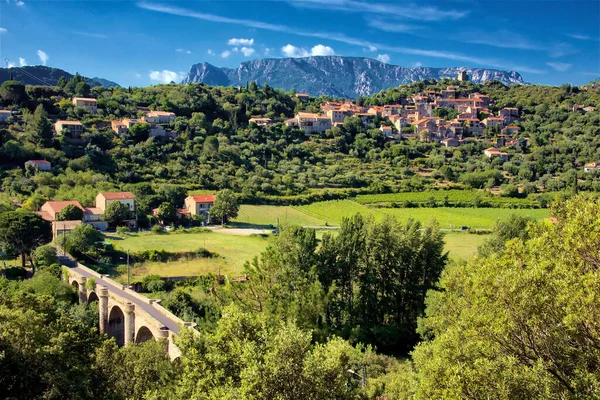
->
[[58, 255, 181, 334]]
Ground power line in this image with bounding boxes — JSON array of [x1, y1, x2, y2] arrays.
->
[[13, 66, 50, 86]]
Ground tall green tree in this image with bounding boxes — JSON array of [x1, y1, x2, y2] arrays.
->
[[394, 196, 600, 399], [28, 104, 54, 147], [0, 80, 26, 103], [56, 204, 84, 221], [173, 305, 365, 399], [209, 189, 240, 223], [103, 201, 129, 227], [74, 81, 91, 97], [0, 211, 52, 268], [156, 202, 177, 225]]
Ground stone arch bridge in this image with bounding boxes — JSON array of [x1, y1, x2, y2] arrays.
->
[[59, 255, 198, 359]]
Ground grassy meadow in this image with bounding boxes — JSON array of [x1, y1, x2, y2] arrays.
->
[[294, 200, 549, 228], [107, 230, 271, 280], [105, 201, 550, 281]]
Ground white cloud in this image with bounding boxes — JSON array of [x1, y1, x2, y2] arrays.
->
[[0, 27, 6, 33], [281, 44, 309, 57], [149, 70, 183, 83], [19, 57, 26, 66], [264, 48, 271, 55], [176, 48, 192, 54], [282, 43, 335, 57], [241, 47, 255, 57], [221, 50, 231, 58], [290, 0, 467, 20], [311, 44, 335, 56], [368, 45, 377, 52], [7, 62, 15, 68], [137, 2, 544, 74], [368, 21, 416, 33], [37, 50, 48, 65], [135, 73, 141, 78], [227, 38, 254, 46], [207, 49, 215, 55], [16, 0, 25, 6], [232, 47, 239, 52], [567, 34, 599, 41], [413, 61, 422, 67], [376, 54, 390, 63], [546, 62, 572, 72]]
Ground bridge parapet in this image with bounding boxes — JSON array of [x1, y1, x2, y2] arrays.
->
[[62, 256, 199, 359]]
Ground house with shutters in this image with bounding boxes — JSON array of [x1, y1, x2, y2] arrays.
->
[[185, 194, 216, 216]]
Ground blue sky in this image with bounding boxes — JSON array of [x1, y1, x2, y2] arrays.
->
[[1, 0, 599, 87]]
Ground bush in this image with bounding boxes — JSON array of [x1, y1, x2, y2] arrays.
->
[[116, 226, 129, 236], [142, 274, 165, 292], [151, 225, 165, 234], [2, 266, 27, 280], [86, 277, 96, 291], [33, 245, 58, 269]]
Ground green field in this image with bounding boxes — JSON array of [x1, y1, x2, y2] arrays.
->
[[107, 229, 485, 281], [443, 232, 488, 260], [105, 202, 550, 280], [295, 200, 549, 228], [354, 190, 541, 207], [233, 205, 326, 227], [107, 231, 271, 280]]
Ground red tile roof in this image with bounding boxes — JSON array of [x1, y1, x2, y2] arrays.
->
[[189, 194, 216, 203], [36, 211, 54, 221], [43, 200, 85, 213], [99, 191, 135, 200], [26, 160, 51, 165]]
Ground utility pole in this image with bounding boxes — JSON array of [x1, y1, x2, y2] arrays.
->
[[127, 250, 130, 287]]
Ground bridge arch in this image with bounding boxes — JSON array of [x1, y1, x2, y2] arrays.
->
[[88, 291, 99, 303], [108, 305, 125, 346], [135, 326, 155, 344]]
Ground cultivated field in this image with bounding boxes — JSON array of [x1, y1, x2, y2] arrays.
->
[[295, 200, 549, 228], [106, 202, 549, 281], [233, 205, 326, 227]]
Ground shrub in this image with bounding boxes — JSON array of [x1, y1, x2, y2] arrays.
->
[[116, 226, 129, 236], [2, 266, 27, 280], [151, 225, 165, 234], [142, 274, 165, 292], [33, 245, 59, 269], [86, 277, 96, 291]]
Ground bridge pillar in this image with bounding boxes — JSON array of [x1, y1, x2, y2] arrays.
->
[[77, 277, 87, 304], [158, 326, 170, 353], [124, 303, 135, 345], [98, 287, 109, 334]]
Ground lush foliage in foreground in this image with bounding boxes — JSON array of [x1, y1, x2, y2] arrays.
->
[[1, 196, 599, 399], [374, 196, 600, 398]]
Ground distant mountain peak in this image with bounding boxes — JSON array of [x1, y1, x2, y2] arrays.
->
[[0, 65, 120, 88], [182, 56, 525, 97]]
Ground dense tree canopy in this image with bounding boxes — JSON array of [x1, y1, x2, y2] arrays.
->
[[57, 204, 84, 221], [378, 196, 600, 399], [1, 80, 598, 208], [0, 211, 52, 268]]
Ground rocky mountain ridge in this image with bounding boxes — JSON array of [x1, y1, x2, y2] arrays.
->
[[183, 56, 526, 98]]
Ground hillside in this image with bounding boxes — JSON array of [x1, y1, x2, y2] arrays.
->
[[584, 77, 600, 85], [182, 56, 526, 97], [0, 66, 120, 88]]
